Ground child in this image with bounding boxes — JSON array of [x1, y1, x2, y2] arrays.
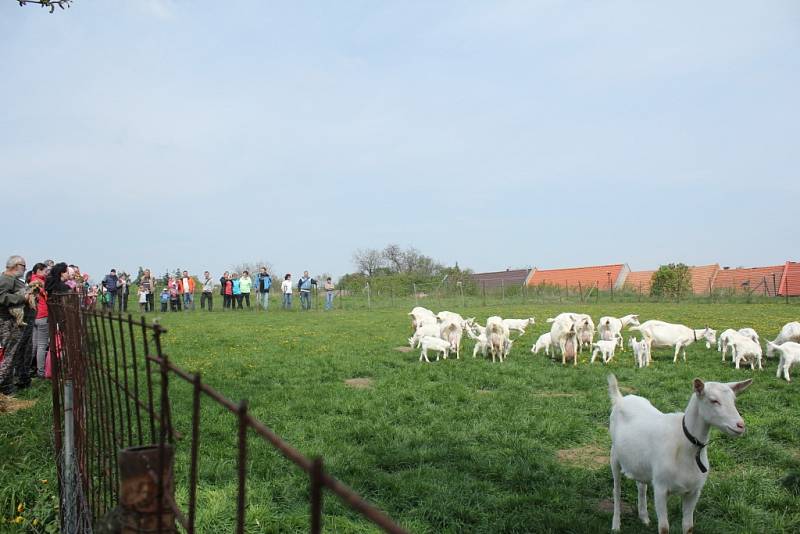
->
[[138, 286, 148, 313], [160, 288, 170, 312], [168, 278, 179, 312]]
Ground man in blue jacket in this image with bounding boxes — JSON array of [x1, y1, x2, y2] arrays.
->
[[256, 267, 272, 311], [297, 271, 317, 310], [102, 269, 119, 310]]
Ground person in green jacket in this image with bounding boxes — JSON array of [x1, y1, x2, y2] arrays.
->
[[239, 271, 253, 309]]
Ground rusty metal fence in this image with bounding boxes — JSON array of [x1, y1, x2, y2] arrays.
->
[[47, 292, 408, 533]]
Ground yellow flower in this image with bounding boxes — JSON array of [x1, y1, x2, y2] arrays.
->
[[41, 479, 48, 484], [33, 519, 39, 526], [14, 516, 23, 524], [16, 503, 24, 513]]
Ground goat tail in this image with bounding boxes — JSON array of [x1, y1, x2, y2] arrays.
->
[[607, 374, 622, 405]]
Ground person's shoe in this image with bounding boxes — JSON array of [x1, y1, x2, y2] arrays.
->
[[0, 385, 16, 396]]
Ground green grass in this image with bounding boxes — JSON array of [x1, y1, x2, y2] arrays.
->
[[2, 302, 800, 533]]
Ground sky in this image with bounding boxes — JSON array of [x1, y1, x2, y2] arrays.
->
[[2, 0, 799, 281]]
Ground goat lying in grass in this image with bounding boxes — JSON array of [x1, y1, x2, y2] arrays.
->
[[607, 374, 751, 533]]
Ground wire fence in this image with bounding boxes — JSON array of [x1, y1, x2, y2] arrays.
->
[[47, 292, 409, 533]]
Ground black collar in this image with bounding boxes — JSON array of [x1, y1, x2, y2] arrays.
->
[[682, 416, 708, 473], [694, 330, 698, 342]]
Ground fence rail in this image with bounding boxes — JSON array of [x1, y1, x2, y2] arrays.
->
[[48, 293, 408, 533]]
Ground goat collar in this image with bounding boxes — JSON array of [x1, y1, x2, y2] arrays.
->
[[682, 416, 708, 473]]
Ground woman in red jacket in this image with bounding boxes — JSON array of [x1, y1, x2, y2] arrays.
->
[[29, 263, 49, 378]]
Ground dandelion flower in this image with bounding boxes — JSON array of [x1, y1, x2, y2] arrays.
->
[[16, 503, 24, 513]]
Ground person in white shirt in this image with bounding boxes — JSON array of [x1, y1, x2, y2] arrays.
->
[[200, 271, 214, 312], [281, 274, 292, 309]]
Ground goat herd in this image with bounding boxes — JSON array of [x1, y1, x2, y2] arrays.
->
[[407, 307, 800, 532], [407, 306, 800, 381]]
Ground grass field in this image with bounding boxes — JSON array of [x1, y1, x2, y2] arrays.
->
[[2, 301, 800, 533]]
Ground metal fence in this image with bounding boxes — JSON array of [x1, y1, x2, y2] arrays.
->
[[47, 292, 408, 533]]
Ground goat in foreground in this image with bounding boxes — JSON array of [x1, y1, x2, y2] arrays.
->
[[607, 374, 751, 533]]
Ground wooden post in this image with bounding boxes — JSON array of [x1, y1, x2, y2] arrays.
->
[[578, 281, 583, 303], [501, 280, 505, 302], [482, 281, 486, 306]]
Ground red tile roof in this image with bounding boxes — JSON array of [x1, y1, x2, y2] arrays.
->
[[779, 262, 800, 297], [624, 270, 655, 293], [527, 264, 625, 291], [715, 265, 785, 296], [688, 264, 719, 295]]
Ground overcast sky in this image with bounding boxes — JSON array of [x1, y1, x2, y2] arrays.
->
[[2, 1, 798, 280]]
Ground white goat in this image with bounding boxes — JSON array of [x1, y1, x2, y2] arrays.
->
[[737, 327, 759, 344], [466, 324, 489, 358], [767, 322, 800, 358], [591, 339, 619, 364], [629, 320, 717, 363], [629, 337, 650, 368], [418, 336, 450, 363], [502, 317, 535, 336], [439, 320, 464, 359], [717, 329, 738, 361], [531, 332, 553, 356], [767, 341, 800, 382], [549, 314, 579, 366], [408, 323, 441, 348], [464, 317, 485, 335], [598, 314, 640, 351], [608, 374, 751, 533], [730, 335, 763, 371], [436, 310, 465, 325], [409, 307, 437, 332], [486, 316, 511, 363]]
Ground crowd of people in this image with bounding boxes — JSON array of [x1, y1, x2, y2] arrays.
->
[[0, 255, 338, 397]]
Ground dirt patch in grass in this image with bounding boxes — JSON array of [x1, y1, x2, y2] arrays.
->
[[596, 498, 632, 515], [344, 378, 374, 389], [556, 444, 609, 470], [393, 346, 413, 353], [0, 394, 37, 414], [535, 391, 578, 398]]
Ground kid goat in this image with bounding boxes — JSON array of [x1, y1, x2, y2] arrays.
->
[[608, 374, 751, 534]]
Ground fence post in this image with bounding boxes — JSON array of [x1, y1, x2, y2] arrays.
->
[[578, 281, 583, 303], [366, 283, 371, 310], [311, 457, 323, 534], [459, 282, 465, 308], [501, 280, 505, 303], [595, 282, 599, 304], [63, 380, 76, 534], [413, 283, 418, 306], [482, 281, 486, 306], [237, 400, 248, 534], [773, 273, 778, 297], [391, 287, 395, 308], [639, 282, 642, 302]]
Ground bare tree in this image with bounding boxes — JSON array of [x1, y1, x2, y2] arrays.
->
[[383, 243, 404, 273], [352, 248, 384, 277], [16, 0, 72, 13], [230, 259, 274, 276]]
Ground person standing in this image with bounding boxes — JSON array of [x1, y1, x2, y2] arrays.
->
[[138, 285, 148, 313], [29, 263, 49, 378], [102, 269, 119, 310], [201, 271, 214, 311], [117, 274, 130, 313], [298, 271, 317, 310], [281, 274, 292, 309], [232, 273, 242, 309], [0, 255, 30, 395], [223, 273, 233, 310], [324, 277, 335, 310], [256, 267, 272, 311], [141, 269, 156, 312], [239, 271, 253, 309], [168, 277, 180, 312], [178, 270, 195, 311]]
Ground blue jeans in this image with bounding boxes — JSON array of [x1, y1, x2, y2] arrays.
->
[[283, 293, 292, 309], [107, 291, 116, 309], [259, 292, 269, 310], [300, 291, 311, 310], [183, 293, 194, 310], [325, 291, 334, 310]]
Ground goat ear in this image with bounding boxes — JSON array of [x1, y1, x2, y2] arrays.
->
[[693, 378, 705, 396], [727, 379, 753, 396]]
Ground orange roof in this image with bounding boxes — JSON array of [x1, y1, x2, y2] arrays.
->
[[715, 265, 785, 296], [624, 270, 655, 293], [688, 264, 719, 295], [527, 264, 625, 290], [779, 262, 800, 297]]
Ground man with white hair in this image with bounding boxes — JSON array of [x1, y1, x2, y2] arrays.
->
[[0, 255, 31, 395]]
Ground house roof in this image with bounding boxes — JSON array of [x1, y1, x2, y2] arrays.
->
[[687, 264, 719, 295], [714, 265, 785, 296], [779, 262, 800, 297], [624, 270, 655, 293], [472, 269, 531, 289], [527, 264, 625, 290]]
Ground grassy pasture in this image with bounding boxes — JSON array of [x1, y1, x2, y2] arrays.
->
[[2, 301, 799, 533]]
